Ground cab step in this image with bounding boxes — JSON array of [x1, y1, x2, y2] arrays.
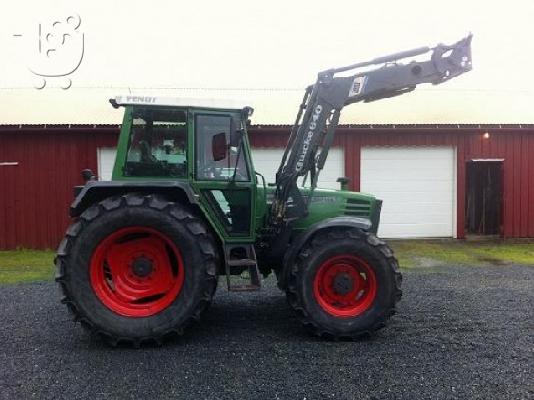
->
[[223, 244, 261, 292], [227, 258, 256, 267]]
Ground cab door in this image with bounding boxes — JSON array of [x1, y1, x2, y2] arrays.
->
[[190, 110, 256, 243]]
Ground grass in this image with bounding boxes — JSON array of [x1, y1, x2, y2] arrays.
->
[[0, 249, 55, 284], [390, 239, 534, 269], [0, 240, 533, 284]]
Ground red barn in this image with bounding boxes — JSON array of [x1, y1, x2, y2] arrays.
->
[[1, 123, 533, 249]]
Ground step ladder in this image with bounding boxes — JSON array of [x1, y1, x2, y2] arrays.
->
[[223, 244, 261, 292]]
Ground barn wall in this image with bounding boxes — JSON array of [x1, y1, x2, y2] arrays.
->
[[0, 128, 117, 249], [1, 126, 533, 249], [462, 131, 534, 238]]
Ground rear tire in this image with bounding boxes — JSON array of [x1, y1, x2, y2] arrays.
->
[[286, 228, 402, 339], [55, 193, 219, 347]]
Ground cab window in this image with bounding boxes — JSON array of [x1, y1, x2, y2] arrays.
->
[[195, 114, 249, 181], [124, 107, 187, 177]]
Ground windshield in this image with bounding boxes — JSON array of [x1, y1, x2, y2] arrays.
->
[[124, 107, 187, 177]]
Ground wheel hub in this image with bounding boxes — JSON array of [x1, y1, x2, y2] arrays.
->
[[313, 254, 377, 318], [332, 272, 354, 295], [90, 226, 184, 317], [131, 257, 153, 278]]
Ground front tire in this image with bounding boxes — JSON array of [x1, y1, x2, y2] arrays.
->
[[55, 193, 219, 346], [286, 228, 402, 339]]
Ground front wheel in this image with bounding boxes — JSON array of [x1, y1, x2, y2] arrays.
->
[[286, 228, 402, 339]]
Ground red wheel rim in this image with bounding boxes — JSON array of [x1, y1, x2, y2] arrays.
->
[[313, 254, 377, 317], [90, 226, 184, 317]]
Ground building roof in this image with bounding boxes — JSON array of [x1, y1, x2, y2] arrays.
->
[[1, 123, 533, 133], [1, 87, 534, 127]]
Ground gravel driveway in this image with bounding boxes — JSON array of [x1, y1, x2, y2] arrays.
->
[[0, 265, 532, 400]]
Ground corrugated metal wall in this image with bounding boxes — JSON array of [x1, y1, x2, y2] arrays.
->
[[461, 130, 534, 238], [0, 127, 117, 249], [1, 125, 533, 249]]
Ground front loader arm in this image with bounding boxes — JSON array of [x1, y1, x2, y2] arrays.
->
[[341, 35, 473, 104], [270, 34, 472, 227]]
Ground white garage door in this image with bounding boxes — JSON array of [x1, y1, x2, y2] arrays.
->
[[251, 148, 344, 190], [97, 147, 345, 190], [360, 147, 456, 238], [97, 147, 116, 181]]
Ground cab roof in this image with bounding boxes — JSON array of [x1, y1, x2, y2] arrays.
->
[[110, 95, 252, 112]]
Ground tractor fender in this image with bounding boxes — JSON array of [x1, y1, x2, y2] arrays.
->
[[69, 180, 199, 217], [278, 216, 372, 290]]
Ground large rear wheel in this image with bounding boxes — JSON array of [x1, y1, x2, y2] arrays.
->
[[286, 228, 402, 339], [55, 193, 219, 346]]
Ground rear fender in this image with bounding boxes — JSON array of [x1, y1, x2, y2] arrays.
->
[[278, 216, 372, 290], [69, 181, 199, 217]]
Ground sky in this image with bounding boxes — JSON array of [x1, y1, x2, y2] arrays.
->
[[0, 0, 533, 124]]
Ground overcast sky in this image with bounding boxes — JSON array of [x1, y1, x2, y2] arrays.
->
[[1, 0, 533, 124]]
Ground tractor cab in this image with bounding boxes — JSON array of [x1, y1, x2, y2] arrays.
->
[[109, 96, 259, 243]]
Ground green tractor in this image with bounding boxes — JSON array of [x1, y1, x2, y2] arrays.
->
[[56, 36, 472, 345]]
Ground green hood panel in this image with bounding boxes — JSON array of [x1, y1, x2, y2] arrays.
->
[[259, 186, 378, 231]]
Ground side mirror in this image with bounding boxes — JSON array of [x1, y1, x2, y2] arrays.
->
[[212, 132, 227, 161]]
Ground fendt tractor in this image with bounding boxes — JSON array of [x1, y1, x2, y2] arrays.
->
[[56, 35, 472, 346]]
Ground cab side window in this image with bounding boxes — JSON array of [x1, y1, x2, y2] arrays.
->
[[195, 114, 249, 181]]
